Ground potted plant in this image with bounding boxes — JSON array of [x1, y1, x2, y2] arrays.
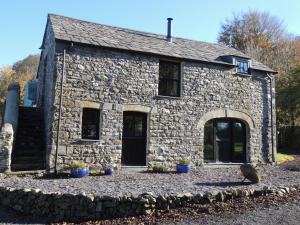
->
[[104, 163, 115, 175], [151, 164, 168, 173], [104, 167, 114, 175], [176, 159, 192, 173], [70, 160, 89, 178]]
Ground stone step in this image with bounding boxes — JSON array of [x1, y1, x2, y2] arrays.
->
[[14, 143, 44, 149], [11, 106, 46, 172], [14, 136, 44, 142], [11, 163, 46, 171], [17, 126, 43, 130], [13, 151, 45, 157], [18, 119, 43, 127], [12, 156, 45, 164]]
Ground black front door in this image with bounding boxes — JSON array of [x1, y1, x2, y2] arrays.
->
[[122, 112, 147, 166]]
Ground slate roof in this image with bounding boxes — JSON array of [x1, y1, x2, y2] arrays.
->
[[47, 14, 274, 73]]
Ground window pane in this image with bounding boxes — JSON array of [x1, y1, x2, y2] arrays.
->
[[123, 115, 135, 137], [159, 61, 180, 79], [82, 108, 100, 139], [135, 116, 144, 137], [158, 80, 179, 96], [233, 121, 245, 162], [204, 120, 215, 162], [158, 79, 168, 96], [216, 121, 230, 141], [159, 60, 181, 97], [236, 60, 249, 74]]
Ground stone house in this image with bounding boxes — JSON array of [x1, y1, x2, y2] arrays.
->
[[1, 14, 277, 172]]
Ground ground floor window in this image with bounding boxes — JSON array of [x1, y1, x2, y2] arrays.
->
[[81, 108, 100, 140], [204, 118, 246, 163]]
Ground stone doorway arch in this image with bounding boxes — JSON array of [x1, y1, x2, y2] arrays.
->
[[197, 109, 255, 163]]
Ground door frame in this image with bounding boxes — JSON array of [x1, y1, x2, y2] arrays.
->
[[121, 111, 149, 166], [206, 118, 247, 163]]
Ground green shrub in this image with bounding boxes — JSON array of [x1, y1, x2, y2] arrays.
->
[[152, 164, 168, 173], [178, 159, 191, 165], [69, 160, 88, 169]]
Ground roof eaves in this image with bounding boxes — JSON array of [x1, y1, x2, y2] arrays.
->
[[54, 38, 236, 68]]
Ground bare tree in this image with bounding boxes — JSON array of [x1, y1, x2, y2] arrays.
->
[[218, 10, 294, 74]]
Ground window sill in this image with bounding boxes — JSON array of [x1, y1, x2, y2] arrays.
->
[[234, 72, 252, 77], [155, 95, 181, 100], [204, 162, 246, 167], [80, 139, 101, 142]]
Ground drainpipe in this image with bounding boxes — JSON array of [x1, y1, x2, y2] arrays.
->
[[266, 73, 275, 163], [54, 42, 73, 173]]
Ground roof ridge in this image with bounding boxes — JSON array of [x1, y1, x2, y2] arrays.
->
[[47, 13, 274, 72], [48, 13, 244, 53]]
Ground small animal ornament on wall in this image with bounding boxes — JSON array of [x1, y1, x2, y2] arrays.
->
[[240, 164, 260, 183]]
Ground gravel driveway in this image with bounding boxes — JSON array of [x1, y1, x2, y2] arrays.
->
[[1, 165, 300, 197], [170, 199, 300, 225]]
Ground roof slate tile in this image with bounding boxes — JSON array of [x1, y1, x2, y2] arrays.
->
[[48, 14, 274, 72]]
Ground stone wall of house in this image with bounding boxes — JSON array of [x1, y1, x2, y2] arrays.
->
[[36, 22, 57, 170], [41, 43, 274, 170]]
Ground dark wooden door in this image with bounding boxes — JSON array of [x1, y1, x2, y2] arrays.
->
[[122, 112, 147, 166]]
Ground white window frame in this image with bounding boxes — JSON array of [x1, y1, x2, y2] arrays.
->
[[233, 57, 251, 75]]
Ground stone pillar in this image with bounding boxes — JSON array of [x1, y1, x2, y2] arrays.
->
[[3, 82, 20, 131], [0, 82, 20, 172]]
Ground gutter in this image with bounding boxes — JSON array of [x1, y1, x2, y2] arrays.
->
[[266, 73, 275, 162], [54, 42, 73, 173]]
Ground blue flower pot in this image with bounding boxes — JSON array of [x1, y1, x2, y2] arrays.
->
[[105, 168, 113, 175], [176, 164, 192, 173], [70, 168, 89, 178]]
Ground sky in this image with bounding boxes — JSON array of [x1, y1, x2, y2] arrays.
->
[[0, 0, 300, 67]]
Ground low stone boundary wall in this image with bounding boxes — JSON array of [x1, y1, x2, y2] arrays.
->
[[0, 184, 299, 222]]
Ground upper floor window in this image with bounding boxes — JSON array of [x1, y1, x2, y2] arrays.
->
[[236, 58, 250, 75], [158, 60, 181, 97], [82, 108, 100, 140]]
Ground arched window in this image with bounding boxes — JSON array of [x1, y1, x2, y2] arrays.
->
[[204, 118, 246, 163]]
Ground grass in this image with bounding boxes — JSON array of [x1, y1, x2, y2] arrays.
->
[[276, 153, 295, 164]]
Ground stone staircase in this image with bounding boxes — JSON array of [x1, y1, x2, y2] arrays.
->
[[11, 107, 46, 171]]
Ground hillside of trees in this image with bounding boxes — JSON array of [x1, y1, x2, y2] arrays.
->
[[0, 54, 40, 122]]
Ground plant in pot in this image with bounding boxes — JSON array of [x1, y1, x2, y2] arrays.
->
[[104, 167, 114, 175], [176, 159, 192, 173], [104, 164, 115, 175], [151, 164, 168, 173], [69, 160, 89, 178]]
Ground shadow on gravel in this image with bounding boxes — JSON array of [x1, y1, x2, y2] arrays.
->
[[195, 181, 253, 187], [279, 154, 300, 172], [34, 172, 108, 180], [33, 173, 70, 180]]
